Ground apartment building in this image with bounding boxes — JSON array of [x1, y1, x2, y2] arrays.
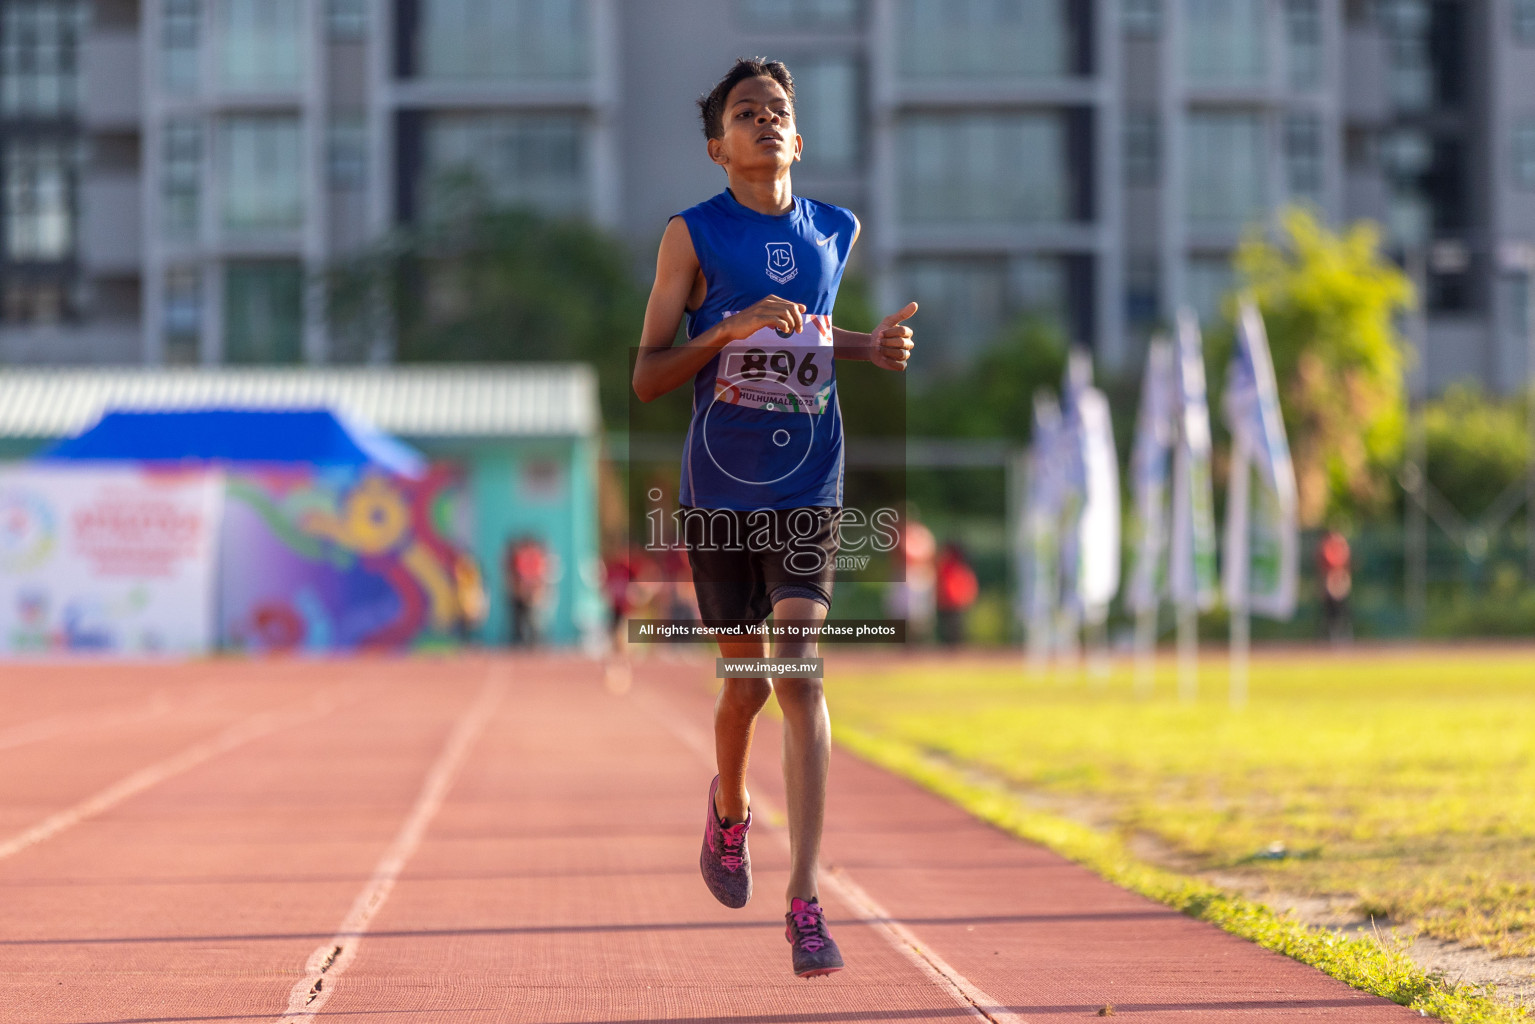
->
[[5, 0, 1535, 392], [1339, 0, 1535, 389]]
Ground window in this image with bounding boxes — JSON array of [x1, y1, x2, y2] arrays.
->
[[1386, 185, 1430, 248], [328, 115, 367, 190], [1285, 111, 1323, 202], [786, 55, 860, 174], [1379, 126, 1430, 247], [1510, 274, 1530, 341], [738, 0, 862, 29], [417, 0, 588, 81], [1285, 0, 1322, 90], [1122, 0, 1160, 36], [1515, 117, 1535, 190], [1185, 111, 1267, 227], [1124, 110, 1159, 185], [1380, 0, 1431, 112], [162, 0, 199, 92], [422, 114, 585, 218], [3, 277, 69, 323], [224, 261, 303, 363], [1515, 0, 1535, 43], [900, 256, 1065, 362], [219, 116, 303, 233], [1185, 0, 1266, 84], [327, 0, 368, 40], [162, 119, 201, 239], [1186, 255, 1233, 323], [1, 1, 86, 117], [900, 113, 1067, 224], [898, 0, 1071, 79], [1345, 125, 1376, 171], [215, 0, 305, 91], [1380, 127, 1430, 178], [163, 267, 202, 364], [1125, 256, 1159, 327], [5, 137, 74, 260]]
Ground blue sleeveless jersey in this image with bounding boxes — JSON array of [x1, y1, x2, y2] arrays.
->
[[675, 190, 856, 510]]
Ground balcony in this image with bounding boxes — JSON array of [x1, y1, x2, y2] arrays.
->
[[1343, 27, 1390, 125], [0, 321, 142, 365], [81, 30, 141, 129], [1343, 169, 1388, 224], [80, 172, 142, 274]]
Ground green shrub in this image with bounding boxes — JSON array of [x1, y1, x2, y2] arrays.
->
[[1423, 383, 1531, 519]]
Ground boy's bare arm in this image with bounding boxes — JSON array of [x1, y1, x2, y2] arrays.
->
[[832, 307, 917, 371], [828, 220, 917, 371], [632, 217, 809, 403]]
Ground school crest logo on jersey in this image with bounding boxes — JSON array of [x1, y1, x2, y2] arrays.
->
[[765, 242, 798, 285]]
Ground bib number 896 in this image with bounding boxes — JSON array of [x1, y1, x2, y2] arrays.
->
[[740, 348, 820, 386]]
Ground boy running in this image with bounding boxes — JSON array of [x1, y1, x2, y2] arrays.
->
[[631, 57, 917, 978]]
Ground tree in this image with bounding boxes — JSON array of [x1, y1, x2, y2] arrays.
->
[[1227, 207, 1413, 526], [1423, 383, 1530, 519], [904, 315, 1069, 518], [908, 315, 1068, 443], [325, 180, 647, 424]]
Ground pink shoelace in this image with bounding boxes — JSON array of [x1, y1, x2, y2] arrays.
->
[[788, 901, 827, 952], [716, 822, 747, 871]]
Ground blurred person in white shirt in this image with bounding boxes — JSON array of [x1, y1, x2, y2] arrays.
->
[[884, 515, 936, 643]]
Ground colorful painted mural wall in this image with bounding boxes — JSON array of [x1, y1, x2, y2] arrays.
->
[[219, 465, 476, 653]]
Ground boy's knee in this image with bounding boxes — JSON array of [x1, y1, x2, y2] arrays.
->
[[720, 676, 773, 711], [774, 675, 824, 710], [774, 639, 819, 661]]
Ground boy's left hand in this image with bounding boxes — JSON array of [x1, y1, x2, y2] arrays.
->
[[871, 301, 918, 372]]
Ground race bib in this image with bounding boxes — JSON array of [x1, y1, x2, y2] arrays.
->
[[713, 313, 834, 415]]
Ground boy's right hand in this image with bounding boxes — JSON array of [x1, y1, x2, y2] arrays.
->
[[725, 295, 806, 341]]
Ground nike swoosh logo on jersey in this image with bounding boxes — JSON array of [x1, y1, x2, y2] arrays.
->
[[815, 233, 838, 247]]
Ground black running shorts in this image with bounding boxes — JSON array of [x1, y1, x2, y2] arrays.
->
[[679, 506, 840, 628]]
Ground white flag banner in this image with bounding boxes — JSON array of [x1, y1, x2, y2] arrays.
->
[[0, 465, 223, 656], [1024, 392, 1065, 637], [1222, 297, 1300, 619], [1169, 309, 1218, 612], [1128, 336, 1175, 616], [1060, 349, 1120, 622]]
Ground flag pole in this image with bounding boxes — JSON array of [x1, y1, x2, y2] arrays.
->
[[1133, 605, 1156, 696], [1172, 419, 1198, 703], [1130, 337, 1174, 698], [1176, 601, 1197, 702], [1226, 432, 1252, 710], [1230, 603, 1250, 709]]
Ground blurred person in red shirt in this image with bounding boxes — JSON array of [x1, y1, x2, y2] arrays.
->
[[603, 547, 634, 651], [935, 542, 979, 646], [1317, 529, 1352, 644], [657, 544, 699, 636], [504, 536, 553, 646]]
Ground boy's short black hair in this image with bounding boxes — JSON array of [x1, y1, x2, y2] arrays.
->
[[697, 57, 795, 141]]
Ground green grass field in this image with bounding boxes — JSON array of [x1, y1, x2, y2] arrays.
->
[[829, 647, 1535, 964]]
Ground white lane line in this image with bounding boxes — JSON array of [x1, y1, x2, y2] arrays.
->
[[0, 692, 344, 864], [635, 688, 1028, 1024], [276, 672, 505, 1022], [0, 689, 180, 753], [826, 868, 1030, 1024]]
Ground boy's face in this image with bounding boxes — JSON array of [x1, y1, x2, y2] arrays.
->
[[708, 75, 802, 176]]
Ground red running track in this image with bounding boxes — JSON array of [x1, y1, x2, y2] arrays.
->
[[0, 655, 1421, 1024]]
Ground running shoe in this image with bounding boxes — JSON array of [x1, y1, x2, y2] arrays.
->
[[700, 774, 752, 908], [785, 897, 844, 978]]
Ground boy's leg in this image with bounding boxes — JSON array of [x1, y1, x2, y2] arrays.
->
[[713, 636, 771, 823], [770, 595, 830, 907], [699, 633, 769, 910]]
